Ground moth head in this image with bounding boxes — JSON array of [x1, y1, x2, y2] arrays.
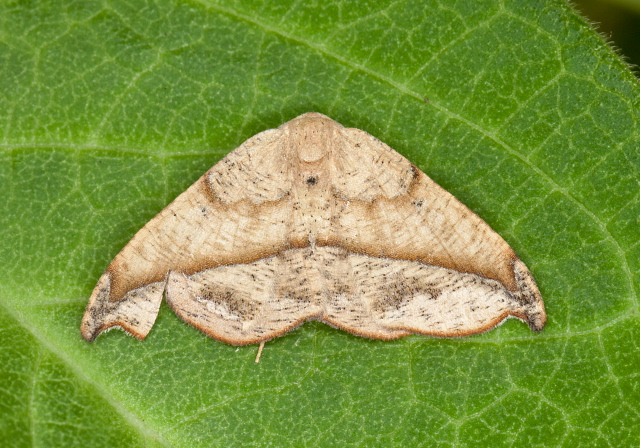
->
[[286, 112, 337, 163]]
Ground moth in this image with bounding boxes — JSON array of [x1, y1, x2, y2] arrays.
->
[[82, 113, 546, 345]]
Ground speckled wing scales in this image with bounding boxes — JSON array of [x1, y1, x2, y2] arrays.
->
[[81, 127, 295, 341], [81, 112, 546, 345]]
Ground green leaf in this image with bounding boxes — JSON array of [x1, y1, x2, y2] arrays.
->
[[1, 0, 638, 446]]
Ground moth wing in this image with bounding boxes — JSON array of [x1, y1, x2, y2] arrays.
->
[[328, 127, 546, 332], [164, 249, 325, 345], [81, 128, 295, 341]]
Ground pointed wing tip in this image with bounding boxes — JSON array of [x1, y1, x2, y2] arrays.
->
[[511, 258, 547, 333], [80, 272, 111, 342], [80, 324, 98, 342], [80, 315, 112, 342], [81, 271, 161, 343], [81, 319, 148, 342], [527, 312, 547, 333]]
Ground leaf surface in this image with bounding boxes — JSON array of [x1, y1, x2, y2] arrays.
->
[[1, 0, 639, 446]]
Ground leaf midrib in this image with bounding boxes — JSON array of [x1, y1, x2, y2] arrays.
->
[[0, 297, 175, 447]]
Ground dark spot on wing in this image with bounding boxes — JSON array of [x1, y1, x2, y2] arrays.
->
[[372, 274, 440, 312], [200, 286, 260, 319]]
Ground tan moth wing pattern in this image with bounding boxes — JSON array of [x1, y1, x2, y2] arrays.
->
[[81, 113, 546, 345]]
